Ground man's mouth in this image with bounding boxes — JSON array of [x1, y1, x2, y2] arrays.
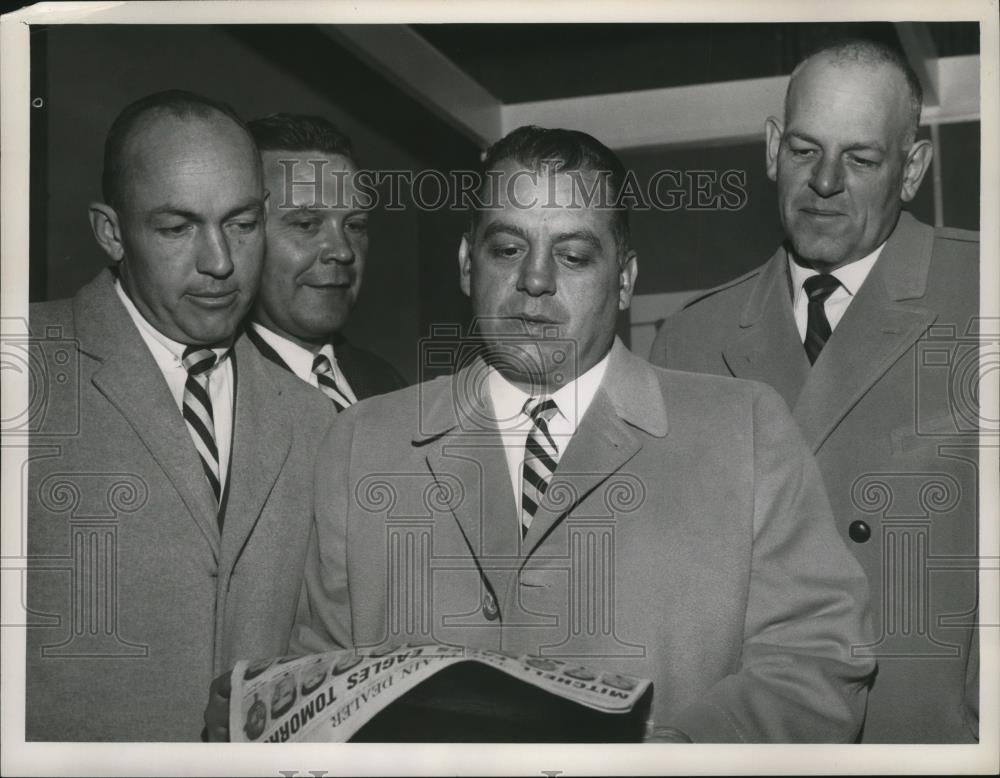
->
[[302, 279, 353, 291], [187, 290, 238, 308], [506, 314, 563, 336], [799, 206, 845, 218], [513, 314, 559, 325]]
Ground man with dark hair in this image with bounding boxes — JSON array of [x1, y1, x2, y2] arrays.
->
[[471, 125, 632, 253], [652, 40, 980, 742], [26, 91, 334, 740], [275, 124, 877, 742], [244, 113, 404, 408]]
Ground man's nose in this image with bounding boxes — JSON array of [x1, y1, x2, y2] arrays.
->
[[809, 153, 845, 198], [318, 222, 355, 265], [516, 250, 557, 296], [196, 227, 234, 278]]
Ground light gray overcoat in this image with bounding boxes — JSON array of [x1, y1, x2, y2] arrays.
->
[[26, 270, 335, 741], [652, 212, 980, 742]]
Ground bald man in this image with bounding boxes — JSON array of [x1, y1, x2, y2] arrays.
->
[[26, 91, 334, 740], [652, 40, 980, 743]]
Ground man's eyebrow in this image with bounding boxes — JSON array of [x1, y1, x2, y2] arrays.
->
[[276, 203, 371, 216], [553, 229, 603, 250], [841, 141, 887, 154], [146, 206, 200, 221], [786, 130, 886, 154], [277, 204, 322, 218], [223, 198, 266, 220], [147, 199, 264, 222], [482, 221, 530, 242], [480, 222, 605, 250]]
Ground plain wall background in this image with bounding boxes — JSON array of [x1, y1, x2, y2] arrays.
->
[[31, 25, 980, 376], [32, 24, 480, 384]]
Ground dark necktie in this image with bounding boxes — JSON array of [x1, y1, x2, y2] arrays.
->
[[181, 346, 222, 507], [312, 353, 352, 412], [520, 397, 559, 538], [803, 274, 842, 365]]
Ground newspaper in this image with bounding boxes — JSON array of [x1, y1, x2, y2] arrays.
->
[[229, 643, 652, 743]]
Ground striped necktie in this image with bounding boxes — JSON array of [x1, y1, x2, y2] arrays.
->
[[520, 397, 560, 538], [312, 353, 352, 412], [803, 274, 842, 365], [181, 346, 222, 507]]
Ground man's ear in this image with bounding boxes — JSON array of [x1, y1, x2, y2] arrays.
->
[[458, 234, 473, 298], [900, 139, 934, 203], [618, 251, 638, 311], [764, 116, 783, 182], [89, 202, 126, 262]]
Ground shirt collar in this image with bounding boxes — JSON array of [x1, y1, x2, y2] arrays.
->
[[485, 350, 611, 436], [115, 279, 229, 368], [788, 241, 885, 300], [250, 322, 337, 382]]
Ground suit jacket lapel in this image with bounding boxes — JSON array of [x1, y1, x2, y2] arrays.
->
[[521, 340, 667, 558], [417, 343, 667, 584], [722, 248, 809, 409], [332, 337, 371, 400], [793, 213, 938, 451], [245, 324, 293, 373], [417, 371, 520, 600], [78, 272, 221, 557], [520, 392, 642, 557], [219, 335, 293, 570]]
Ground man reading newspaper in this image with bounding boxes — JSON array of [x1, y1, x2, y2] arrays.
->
[[227, 644, 654, 742], [207, 126, 875, 743]]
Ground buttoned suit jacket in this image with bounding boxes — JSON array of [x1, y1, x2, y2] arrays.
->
[[292, 339, 876, 742], [25, 269, 336, 741], [246, 326, 406, 401], [650, 212, 980, 742]]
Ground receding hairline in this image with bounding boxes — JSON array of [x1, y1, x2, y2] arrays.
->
[[123, 106, 256, 156], [784, 43, 923, 144], [113, 109, 262, 207], [124, 109, 258, 171], [105, 102, 261, 210]]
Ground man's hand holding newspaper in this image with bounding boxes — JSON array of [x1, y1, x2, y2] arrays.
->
[[206, 643, 654, 743]]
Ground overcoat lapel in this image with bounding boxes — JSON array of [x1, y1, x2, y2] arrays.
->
[[77, 272, 221, 557], [793, 212, 937, 451], [722, 248, 809, 409], [519, 391, 642, 557], [332, 337, 373, 401], [244, 324, 292, 372], [521, 341, 668, 558], [417, 371, 522, 600], [219, 335, 293, 571], [417, 342, 668, 590]]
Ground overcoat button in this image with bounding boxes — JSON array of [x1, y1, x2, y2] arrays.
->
[[849, 520, 871, 543], [482, 592, 500, 621]]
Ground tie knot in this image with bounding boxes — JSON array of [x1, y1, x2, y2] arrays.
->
[[312, 353, 333, 376], [803, 273, 841, 303], [182, 346, 218, 376], [523, 397, 558, 423]]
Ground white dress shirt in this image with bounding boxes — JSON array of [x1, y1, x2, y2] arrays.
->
[[249, 323, 358, 404], [486, 352, 610, 513], [115, 280, 234, 488], [789, 243, 884, 342]]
